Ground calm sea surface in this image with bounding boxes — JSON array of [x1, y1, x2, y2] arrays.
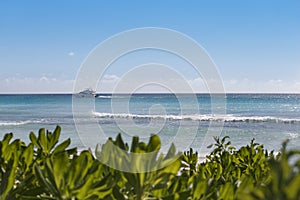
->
[[1, 94, 300, 154]]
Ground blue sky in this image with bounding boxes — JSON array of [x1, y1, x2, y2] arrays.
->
[[0, 1, 300, 93]]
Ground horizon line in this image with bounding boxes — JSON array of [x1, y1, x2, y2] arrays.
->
[[1, 92, 300, 95]]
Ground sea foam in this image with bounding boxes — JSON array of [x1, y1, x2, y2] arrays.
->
[[0, 120, 43, 126], [92, 112, 300, 124]]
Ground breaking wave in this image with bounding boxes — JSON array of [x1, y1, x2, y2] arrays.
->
[[0, 120, 44, 126], [93, 112, 300, 124]]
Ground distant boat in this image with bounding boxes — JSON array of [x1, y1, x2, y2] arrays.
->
[[75, 88, 96, 97]]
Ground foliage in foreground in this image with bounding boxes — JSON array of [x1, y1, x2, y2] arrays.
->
[[0, 126, 300, 199]]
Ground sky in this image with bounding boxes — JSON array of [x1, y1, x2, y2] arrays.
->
[[0, 0, 300, 93]]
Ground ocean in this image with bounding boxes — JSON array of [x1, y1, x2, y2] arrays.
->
[[1, 94, 300, 155]]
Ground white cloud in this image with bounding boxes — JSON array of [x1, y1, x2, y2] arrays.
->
[[39, 76, 49, 82], [102, 74, 119, 82], [0, 76, 74, 93], [1, 75, 300, 94], [68, 52, 75, 56]]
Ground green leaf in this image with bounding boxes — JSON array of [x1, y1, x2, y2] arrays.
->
[[115, 133, 128, 151], [21, 143, 34, 170], [285, 172, 300, 199], [147, 134, 161, 152], [2, 133, 13, 146], [0, 153, 18, 199], [52, 138, 71, 155], [38, 128, 48, 153], [192, 179, 207, 199], [29, 131, 40, 149], [49, 126, 61, 150], [52, 152, 69, 188], [218, 182, 234, 200], [164, 143, 176, 160], [130, 136, 139, 153]]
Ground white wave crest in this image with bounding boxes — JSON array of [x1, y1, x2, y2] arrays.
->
[[0, 120, 43, 126], [285, 132, 300, 139], [92, 112, 300, 123]]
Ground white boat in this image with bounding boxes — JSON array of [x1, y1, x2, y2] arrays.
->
[[76, 88, 96, 97]]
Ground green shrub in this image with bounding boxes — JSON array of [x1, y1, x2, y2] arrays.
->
[[0, 126, 300, 200]]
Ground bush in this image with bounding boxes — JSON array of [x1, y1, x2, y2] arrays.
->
[[0, 126, 300, 199]]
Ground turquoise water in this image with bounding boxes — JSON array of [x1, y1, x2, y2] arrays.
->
[[1, 94, 300, 154]]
